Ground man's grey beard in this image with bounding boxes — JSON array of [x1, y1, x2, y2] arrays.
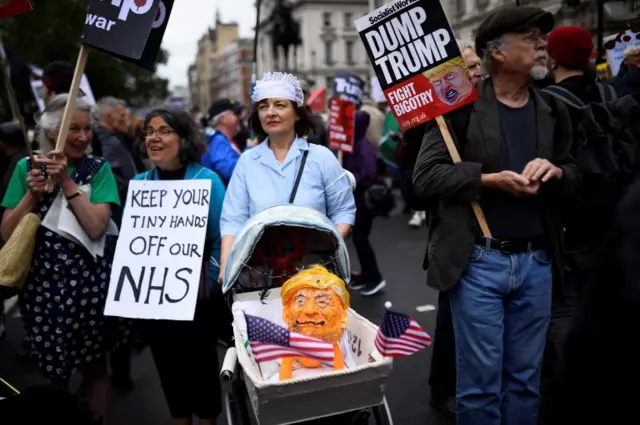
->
[[531, 65, 549, 80]]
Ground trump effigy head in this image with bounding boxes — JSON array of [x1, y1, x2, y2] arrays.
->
[[281, 265, 350, 344]]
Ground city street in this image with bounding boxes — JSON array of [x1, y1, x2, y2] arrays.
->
[[0, 207, 449, 425]]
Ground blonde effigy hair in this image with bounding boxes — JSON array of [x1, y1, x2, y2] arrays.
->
[[281, 265, 350, 309]]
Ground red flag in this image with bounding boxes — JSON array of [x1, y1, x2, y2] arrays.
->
[[0, 0, 32, 18], [375, 309, 431, 357], [245, 314, 335, 366]]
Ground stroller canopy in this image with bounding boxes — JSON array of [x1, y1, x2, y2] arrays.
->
[[222, 205, 351, 294]]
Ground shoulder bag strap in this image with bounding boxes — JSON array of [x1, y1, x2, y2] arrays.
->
[[289, 149, 309, 203], [542, 86, 588, 110]]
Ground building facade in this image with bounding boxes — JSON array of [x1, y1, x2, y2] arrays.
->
[[190, 11, 240, 113], [446, 0, 640, 55], [256, 0, 373, 97], [187, 64, 199, 111], [211, 38, 254, 106]]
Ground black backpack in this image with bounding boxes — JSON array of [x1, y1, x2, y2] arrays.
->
[[541, 84, 638, 179]]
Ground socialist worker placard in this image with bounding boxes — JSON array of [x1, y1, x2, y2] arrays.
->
[[354, 0, 478, 131]]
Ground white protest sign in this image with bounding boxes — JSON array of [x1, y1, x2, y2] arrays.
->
[[105, 179, 210, 321]]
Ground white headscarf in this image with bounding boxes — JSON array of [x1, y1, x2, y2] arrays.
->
[[251, 72, 305, 107]]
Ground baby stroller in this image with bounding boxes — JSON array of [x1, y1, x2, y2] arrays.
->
[[220, 205, 394, 425]]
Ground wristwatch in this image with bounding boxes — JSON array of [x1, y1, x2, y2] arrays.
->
[[66, 189, 83, 201]]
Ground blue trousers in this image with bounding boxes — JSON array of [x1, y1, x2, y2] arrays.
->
[[449, 243, 552, 425]]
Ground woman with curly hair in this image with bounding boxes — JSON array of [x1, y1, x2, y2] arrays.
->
[[135, 108, 228, 425]]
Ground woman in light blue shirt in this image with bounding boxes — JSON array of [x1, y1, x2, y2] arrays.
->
[[220, 72, 356, 279]]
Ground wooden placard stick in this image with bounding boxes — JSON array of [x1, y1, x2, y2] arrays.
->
[[434, 115, 492, 238], [0, 39, 35, 164], [46, 44, 90, 191]]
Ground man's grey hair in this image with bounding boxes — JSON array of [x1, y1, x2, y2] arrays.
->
[[481, 35, 509, 75], [623, 45, 640, 59], [37, 94, 95, 154], [457, 38, 475, 53], [95, 96, 125, 120], [212, 110, 233, 127], [480, 34, 548, 80]]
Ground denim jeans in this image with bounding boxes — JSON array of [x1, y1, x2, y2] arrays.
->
[[449, 243, 552, 425]]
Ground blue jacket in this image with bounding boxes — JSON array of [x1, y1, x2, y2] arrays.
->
[[201, 130, 240, 184], [134, 163, 226, 296]]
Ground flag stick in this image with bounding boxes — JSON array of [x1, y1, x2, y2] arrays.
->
[[46, 44, 89, 192]]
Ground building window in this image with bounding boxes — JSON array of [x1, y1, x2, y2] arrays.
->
[[323, 12, 331, 27], [324, 40, 333, 65], [344, 12, 352, 29], [345, 40, 355, 65]]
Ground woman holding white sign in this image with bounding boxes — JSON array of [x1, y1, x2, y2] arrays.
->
[[134, 107, 228, 425], [0, 94, 123, 424], [220, 72, 356, 282]]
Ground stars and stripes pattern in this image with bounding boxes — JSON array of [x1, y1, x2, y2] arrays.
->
[[244, 314, 335, 366], [375, 309, 431, 357]]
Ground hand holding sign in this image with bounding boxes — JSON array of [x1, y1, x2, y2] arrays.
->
[[355, 0, 489, 237], [105, 180, 211, 321]]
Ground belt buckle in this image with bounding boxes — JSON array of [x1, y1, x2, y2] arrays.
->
[[499, 241, 514, 254]]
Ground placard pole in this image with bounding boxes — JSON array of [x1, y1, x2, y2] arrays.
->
[[46, 44, 89, 191], [53, 44, 89, 152], [434, 115, 492, 238], [0, 36, 35, 164]]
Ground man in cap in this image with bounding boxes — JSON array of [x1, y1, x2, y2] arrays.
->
[[201, 98, 243, 184], [413, 6, 578, 425], [41, 61, 85, 106]]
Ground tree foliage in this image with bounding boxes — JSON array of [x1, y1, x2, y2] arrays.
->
[[0, 0, 169, 120]]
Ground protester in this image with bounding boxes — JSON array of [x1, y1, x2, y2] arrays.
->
[[135, 107, 228, 425], [0, 94, 125, 425], [93, 97, 139, 229], [553, 178, 640, 425], [412, 6, 578, 425], [219, 72, 356, 282], [201, 98, 244, 184], [41, 61, 81, 106], [343, 110, 385, 296], [457, 39, 483, 84], [615, 45, 640, 97], [300, 79, 328, 146], [0, 122, 28, 339]]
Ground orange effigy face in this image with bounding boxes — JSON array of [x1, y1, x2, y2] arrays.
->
[[282, 265, 350, 344]]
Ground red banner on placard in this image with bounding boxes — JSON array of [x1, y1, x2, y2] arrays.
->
[[384, 57, 478, 131], [328, 97, 355, 154], [0, 0, 32, 18]]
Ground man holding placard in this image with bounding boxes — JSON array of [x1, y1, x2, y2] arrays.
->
[[408, 6, 579, 425]]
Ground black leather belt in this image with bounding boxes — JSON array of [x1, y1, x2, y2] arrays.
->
[[477, 237, 548, 254]]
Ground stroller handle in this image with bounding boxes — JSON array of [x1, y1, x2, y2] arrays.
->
[[220, 347, 238, 382]]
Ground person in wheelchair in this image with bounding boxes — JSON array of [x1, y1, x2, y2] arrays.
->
[[219, 71, 356, 285]]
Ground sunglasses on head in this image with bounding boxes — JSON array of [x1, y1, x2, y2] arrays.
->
[[604, 26, 640, 50]]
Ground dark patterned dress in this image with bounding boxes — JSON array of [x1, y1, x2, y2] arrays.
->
[[20, 155, 130, 381]]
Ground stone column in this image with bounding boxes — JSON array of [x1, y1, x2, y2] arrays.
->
[[462, 0, 477, 19]]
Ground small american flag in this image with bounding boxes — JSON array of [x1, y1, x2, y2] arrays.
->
[[375, 309, 431, 357], [244, 314, 335, 366]]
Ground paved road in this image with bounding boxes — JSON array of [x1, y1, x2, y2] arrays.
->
[[0, 209, 450, 425]]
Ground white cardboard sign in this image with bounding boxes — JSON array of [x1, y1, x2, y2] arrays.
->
[[105, 179, 210, 321]]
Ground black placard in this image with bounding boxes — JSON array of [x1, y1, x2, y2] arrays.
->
[[81, 0, 160, 61], [332, 73, 364, 108], [355, 0, 459, 90], [106, 0, 174, 70]]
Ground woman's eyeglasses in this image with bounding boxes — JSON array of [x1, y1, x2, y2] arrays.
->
[[145, 127, 175, 138]]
